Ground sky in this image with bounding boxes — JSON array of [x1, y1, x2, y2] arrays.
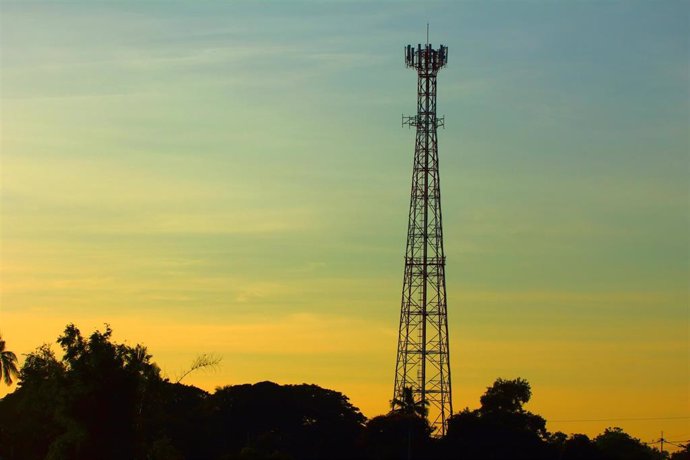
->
[[1, 0, 688, 447]]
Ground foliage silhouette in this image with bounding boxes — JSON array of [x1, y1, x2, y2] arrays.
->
[[559, 433, 604, 460], [442, 377, 549, 459], [361, 411, 433, 460], [390, 386, 428, 418], [205, 381, 365, 460], [0, 344, 65, 459], [479, 377, 532, 413], [594, 427, 661, 460], [0, 324, 164, 460], [670, 443, 690, 460], [175, 352, 222, 384], [370, 386, 433, 460], [0, 325, 673, 460], [0, 334, 19, 385]]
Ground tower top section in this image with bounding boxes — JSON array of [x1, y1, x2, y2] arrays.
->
[[405, 44, 448, 73]]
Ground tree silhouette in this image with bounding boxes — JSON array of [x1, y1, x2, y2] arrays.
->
[[361, 412, 433, 460], [0, 334, 19, 385], [670, 443, 690, 460], [207, 381, 365, 459], [391, 386, 428, 417], [480, 377, 532, 413], [594, 427, 660, 460], [4, 324, 165, 460], [0, 326, 676, 460], [443, 377, 550, 460], [0, 344, 65, 459], [559, 433, 604, 460], [359, 387, 434, 460]]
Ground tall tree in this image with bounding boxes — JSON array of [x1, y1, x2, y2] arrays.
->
[[0, 334, 19, 385], [443, 377, 550, 460], [480, 377, 532, 413], [0, 344, 66, 460]]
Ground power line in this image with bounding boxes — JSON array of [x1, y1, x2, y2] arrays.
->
[[650, 432, 690, 454], [651, 438, 690, 444], [550, 415, 690, 423], [664, 440, 688, 448]]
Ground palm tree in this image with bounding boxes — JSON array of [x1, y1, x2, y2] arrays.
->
[[391, 387, 431, 460], [0, 334, 19, 385], [391, 386, 428, 417]]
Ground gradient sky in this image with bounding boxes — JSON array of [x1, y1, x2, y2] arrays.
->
[[1, 0, 688, 447]]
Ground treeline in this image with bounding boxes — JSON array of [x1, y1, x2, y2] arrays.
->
[[0, 324, 686, 460]]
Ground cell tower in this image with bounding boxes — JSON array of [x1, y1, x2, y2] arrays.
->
[[393, 39, 452, 435]]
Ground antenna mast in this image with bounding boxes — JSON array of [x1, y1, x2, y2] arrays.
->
[[394, 38, 452, 436]]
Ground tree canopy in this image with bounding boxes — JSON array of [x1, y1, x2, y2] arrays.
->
[[0, 324, 672, 460]]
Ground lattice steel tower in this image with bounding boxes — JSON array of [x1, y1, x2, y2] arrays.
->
[[393, 41, 452, 435]]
